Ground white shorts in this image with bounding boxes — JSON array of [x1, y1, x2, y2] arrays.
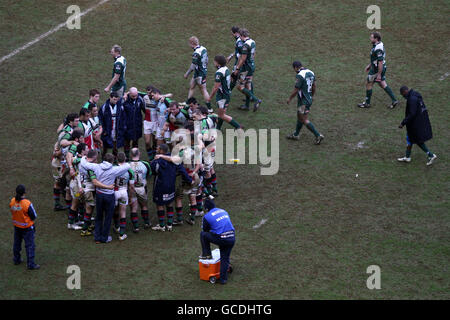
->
[[130, 186, 148, 203], [115, 189, 128, 206], [144, 120, 157, 135]]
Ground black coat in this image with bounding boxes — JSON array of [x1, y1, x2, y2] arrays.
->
[[401, 89, 433, 144], [123, 96, 144, 141]]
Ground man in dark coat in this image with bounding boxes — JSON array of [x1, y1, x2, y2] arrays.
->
[[123, 87, 145, 160], [150, 144, 193, 232], [98, 91, 127, 159], [398, 86, 437, 166]]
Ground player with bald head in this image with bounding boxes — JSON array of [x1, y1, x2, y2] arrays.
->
[[123, 86, 145, 160]]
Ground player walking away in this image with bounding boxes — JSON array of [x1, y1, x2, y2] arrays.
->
[[82, 89, 100, 110], [112, 153, 135, 241], [207, 55, 243, 131], [358, 32, 399, 109], [233, 28, 262, 112], [128, 148, 152, 232], [184, 36, 212, 112], [286, 61, 324, 145], [104, 45, 127, 97], [226, 26, 244, 92], [397, 86, 437, 166]]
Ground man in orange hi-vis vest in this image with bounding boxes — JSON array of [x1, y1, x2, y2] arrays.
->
[[9, 185, 40, 270]]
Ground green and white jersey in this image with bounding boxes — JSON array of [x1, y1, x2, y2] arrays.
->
[[192, 45, 208, 78], [234, 36, 244, 66], [369, 41, 386, 74], [56, 125, 73, 150], [78, 157, 97, 192], [240, 38, 256, 72], [129, 160, 151, 188], [199, 115, 217, 146], [112, 55, 127, 91], [295, 68, 315, 107], [115, 167, 135, 191], [215, 66, 231, 100]]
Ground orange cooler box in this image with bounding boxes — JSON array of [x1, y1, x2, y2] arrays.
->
[[199, 248, 221, 283]]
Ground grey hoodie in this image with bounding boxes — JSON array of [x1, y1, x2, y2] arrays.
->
[[80, 157, 131, 195]]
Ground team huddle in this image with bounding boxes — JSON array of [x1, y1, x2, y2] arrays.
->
[[50, 26, 263, 243]]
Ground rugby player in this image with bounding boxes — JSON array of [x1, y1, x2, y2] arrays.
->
[[207, 55, 243, 131], [226, 26, 244, 92], [183, 36, 212, 112], [113, 152, 135, 241], [104, 45, 127, 97], [358, 32, 399, 109], [128, 148, 152, 231], [232, 28, 262, 112], [286, 61, 324, 144]]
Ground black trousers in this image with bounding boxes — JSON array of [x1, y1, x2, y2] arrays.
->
[[200, 231, 235, 283]]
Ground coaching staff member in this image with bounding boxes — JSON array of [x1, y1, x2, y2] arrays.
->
[[81, 151, 130, 243], [200, 199, 235, 285]]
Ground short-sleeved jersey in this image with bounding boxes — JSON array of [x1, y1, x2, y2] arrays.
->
[[57, 125, 73, 148], [295, 68, 315, 107], [234, 36, 244, 66], [192, 45, 208, 77], [143, 94, 158, 122], [179, 145, 203, 173], [78, 158, 97, 192], [369, 42, 386, 74], [166, 110, 188, 129], [129, 160, 151, 188], [240, 39, 256, 72], [112, 55, 127, 91], [115, 167, 135, 191], [215, 67, 231, 100]]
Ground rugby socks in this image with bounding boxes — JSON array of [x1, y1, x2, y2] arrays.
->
[[53, 188, 61, 206], [205, 177, 213, 195], [189, 204, 197, 221], [141, 209, 150, 225], [65, 199, 72, 208], [245, 95, 250, 108], [306, 122, 320, 138], [383, 86, 397, 102], [157, 210, 166, 227], [119, 218, 127, 236], [113, 211, 119, 229], [228, 119, 241, 129], [82, 212, 92, 230], [295, 120, 303, 136], [205, 102, 212, 110], [130, 212, 139, 229], [68, 209, 77, 224], [176, 206, 183, 222], [242, 88, 257, 102], [196, 196, 204, 213], [365, 89, 373, 104], [418, 143, 434, 157], [211, 173, 218, 193], [217, 118, 224, 130], [166, 206, 174, 226], [230, 78, 236, 91]]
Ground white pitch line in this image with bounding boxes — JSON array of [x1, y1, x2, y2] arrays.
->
[[0, 0, 110, 64], [253, 218, 268, 230], [439, 72, 449, 81]]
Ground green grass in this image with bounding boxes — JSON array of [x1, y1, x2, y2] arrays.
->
[[0, 0, 449, 299]]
